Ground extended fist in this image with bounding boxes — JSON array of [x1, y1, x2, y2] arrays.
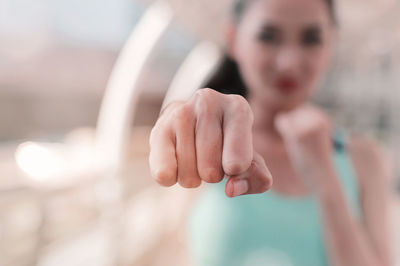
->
[[149, 89, 273, 197]]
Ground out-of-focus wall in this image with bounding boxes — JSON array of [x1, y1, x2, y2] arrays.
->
[[0, 0, 138, 140], [0, 0, 196, 141], [2, 0, 399, 142]]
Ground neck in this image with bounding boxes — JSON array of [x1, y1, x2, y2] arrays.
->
[[248, 94, 281, 139]]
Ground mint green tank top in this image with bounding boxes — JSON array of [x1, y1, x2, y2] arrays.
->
[[187, 132, 362, 266]]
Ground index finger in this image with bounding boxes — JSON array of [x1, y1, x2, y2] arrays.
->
[[149, 123, 177, 187], [222, 95, 254, 176]]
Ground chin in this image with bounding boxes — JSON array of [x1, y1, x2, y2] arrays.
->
[[250, 86, 309, 110], [269, 93, 308, 112]]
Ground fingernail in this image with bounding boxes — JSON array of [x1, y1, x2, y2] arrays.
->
[[232, 179, 249, 197]]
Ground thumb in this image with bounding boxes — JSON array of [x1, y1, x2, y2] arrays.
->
[[225, 152, 273, 197]]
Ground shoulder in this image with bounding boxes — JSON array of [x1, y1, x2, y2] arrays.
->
[[347, 134, 391, 191]]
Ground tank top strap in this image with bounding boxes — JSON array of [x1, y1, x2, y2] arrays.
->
[[332, 128, 363, 220]]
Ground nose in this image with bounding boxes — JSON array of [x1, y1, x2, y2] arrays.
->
[[275, 46, 302, 75]]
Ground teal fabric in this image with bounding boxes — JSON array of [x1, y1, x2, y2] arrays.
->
[[187, 132, 362, 266]]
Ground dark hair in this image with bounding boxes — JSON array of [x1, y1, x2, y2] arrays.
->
[[233, 0, 336, 24], [204, 0, 336, 98]]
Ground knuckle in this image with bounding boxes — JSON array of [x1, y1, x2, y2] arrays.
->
[[228, 94, 246, 107], [200, 167, 223, 183], [224, 161, 247, 176], [171, 103, 194, 124], [179, 178, 201, 189], [194, 89, 219, 117], [153, 170, 176, 187], [228, 95, 253, 121], [195, 88, 216, 100], [259, 179, 272, 192], [261, 174, 273, 191]]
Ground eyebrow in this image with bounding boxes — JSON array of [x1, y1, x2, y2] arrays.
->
[[260, 23, 323, 33], [261, 24, 279, 31], [302, 24, 322, 32]]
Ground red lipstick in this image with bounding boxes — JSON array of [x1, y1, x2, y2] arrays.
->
[[275, 77, 299, 93]]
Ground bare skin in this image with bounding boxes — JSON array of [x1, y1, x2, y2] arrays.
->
[[149, 89, 273, 198], [257, 102, 392, 266], [149, 0, 392, 265]]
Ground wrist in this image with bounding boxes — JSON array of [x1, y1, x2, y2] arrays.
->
[[316, 171, 342, 199], [308, 158, 342, 197]]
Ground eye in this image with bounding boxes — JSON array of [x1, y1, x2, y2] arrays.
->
[[302, 27, 322, 46], [257, 26, 280, 45]]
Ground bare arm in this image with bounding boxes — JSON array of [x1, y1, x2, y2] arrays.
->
[[275, 106, 392, 266], [315, 136, 392, 266]]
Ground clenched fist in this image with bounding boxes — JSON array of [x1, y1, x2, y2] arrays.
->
[[275, 104, 334, 192], [149, 88, 273, 197]]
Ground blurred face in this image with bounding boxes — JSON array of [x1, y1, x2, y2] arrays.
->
[[229, 0, 336, 110]]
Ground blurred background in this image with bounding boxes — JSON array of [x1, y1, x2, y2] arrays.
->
[[0, 0, 400, 265]]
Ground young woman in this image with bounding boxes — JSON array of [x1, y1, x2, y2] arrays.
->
[[149, 0, 392, 265]]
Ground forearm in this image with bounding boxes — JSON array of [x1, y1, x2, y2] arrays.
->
[[316, 168, 383, 266]]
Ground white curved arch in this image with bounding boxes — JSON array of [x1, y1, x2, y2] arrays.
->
[[95, 0, 173, 171], [162, 42, 223, 109]]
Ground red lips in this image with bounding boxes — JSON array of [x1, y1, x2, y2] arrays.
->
[[275, 77, 299, 93]]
